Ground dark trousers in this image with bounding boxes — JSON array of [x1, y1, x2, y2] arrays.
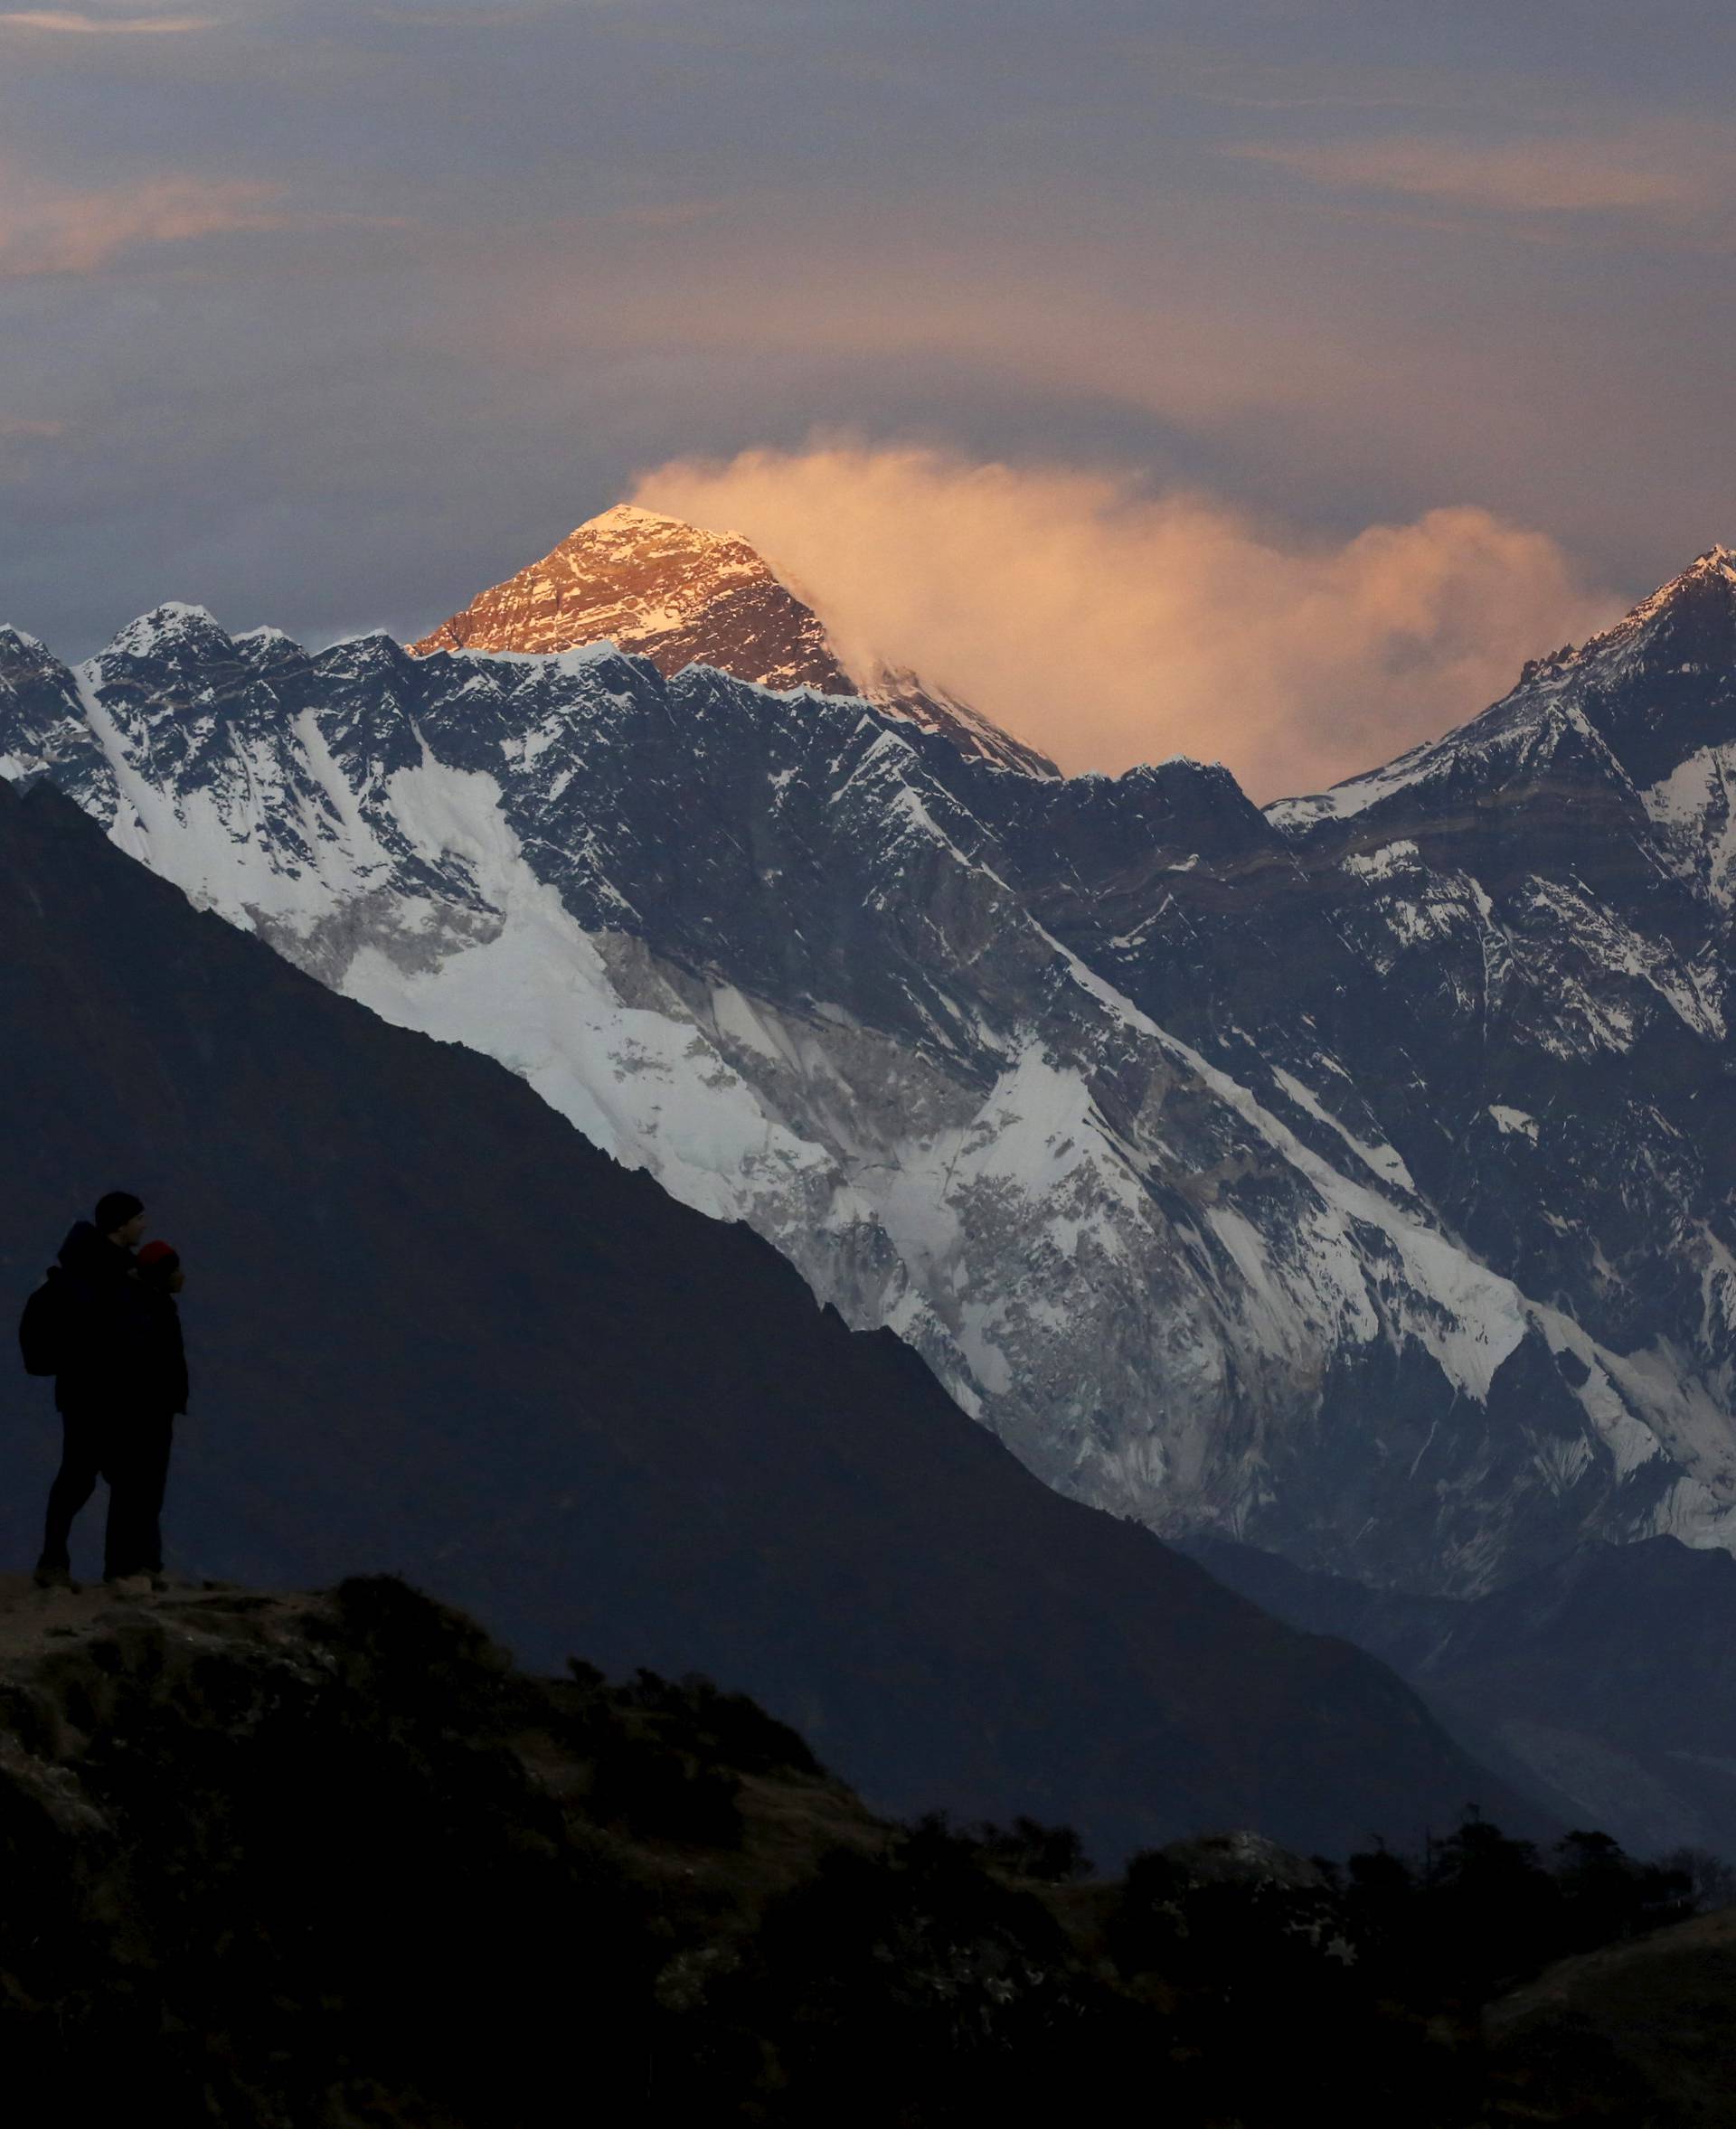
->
[[41, 1405, 175, 1580]]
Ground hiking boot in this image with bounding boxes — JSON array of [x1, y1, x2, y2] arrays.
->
[[33, 1559, 74, 1592], [103, 1572, 154, 1597]]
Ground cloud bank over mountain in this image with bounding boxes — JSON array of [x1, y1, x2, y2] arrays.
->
[[3, 1, 1728, 674], [635, 444, 1614, 798]]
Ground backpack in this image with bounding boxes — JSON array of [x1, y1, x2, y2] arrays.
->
[[18, 1269, 68, 1377]]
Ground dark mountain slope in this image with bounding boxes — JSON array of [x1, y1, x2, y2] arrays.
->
[[0, 777, 1532, 1861], [1188, 1531, 1736, 1858]]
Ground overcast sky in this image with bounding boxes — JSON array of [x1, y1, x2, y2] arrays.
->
[[3, 1, 1731, 791]]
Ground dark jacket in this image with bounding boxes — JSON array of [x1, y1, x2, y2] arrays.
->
[[52, 1220, 137, 1411], [133, 1286, 190, 1417]]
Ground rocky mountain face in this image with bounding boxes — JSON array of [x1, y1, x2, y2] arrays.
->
[[410, 503, 1058, 776], [0, 774, 1530, 1862], [3, 540, 1734, 1606], [411, 504, 851, 685]]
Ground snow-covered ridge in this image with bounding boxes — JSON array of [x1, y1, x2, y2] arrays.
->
[[1267, 541, 1736, 840], [5, 537, 1736, 1597]]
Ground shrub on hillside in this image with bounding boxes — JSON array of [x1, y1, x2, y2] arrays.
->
[[4, 1584, 656, 2128], [967, 1813, 1093, 1882], [659, 1813, 1140, 2123]]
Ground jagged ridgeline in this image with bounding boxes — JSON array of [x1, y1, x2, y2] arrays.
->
[[2, 536, 1734, 1604], [0, 773, 1533, 1861], [410, 502, 1059, 773], [0, 1575, 1714, 2128]]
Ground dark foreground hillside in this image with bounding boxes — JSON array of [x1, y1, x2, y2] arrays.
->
[[0, 1576, 1710, 2128], [1489, 1904, 1736, 2122], [0, 777, 1532, 1860]]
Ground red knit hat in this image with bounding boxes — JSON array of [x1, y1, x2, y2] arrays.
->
[[137, 1240, 179, 1271]]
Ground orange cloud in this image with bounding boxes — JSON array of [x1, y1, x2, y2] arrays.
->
[[632, 443, 1616, 801], [1230, 135, 1701, 214]]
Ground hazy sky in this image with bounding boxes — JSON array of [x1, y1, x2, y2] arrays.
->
[[2, 1, 1731, 792]]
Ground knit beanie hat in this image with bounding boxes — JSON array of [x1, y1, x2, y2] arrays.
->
[[136, 1240, 180, 1283], [95, 1190, 144, 1233]]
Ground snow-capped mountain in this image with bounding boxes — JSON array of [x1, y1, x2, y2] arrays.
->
[[410, 504, 1058, 777], [4, 538, 1734, 1598]]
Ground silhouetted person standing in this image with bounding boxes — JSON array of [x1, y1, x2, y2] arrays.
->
[[108, 1240, 190, 1584], [33, 1190, 148, 1588]]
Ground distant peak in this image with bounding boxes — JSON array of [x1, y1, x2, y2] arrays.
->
[[409, 504, 836, 689], [565, 503, 744, 550], [407, 504, 1052, 774], [104, 603, 231, 659], [1637, 542, 1736, 606], [1503, 541, 1736, 694], [1585, 540, 1736, 649]]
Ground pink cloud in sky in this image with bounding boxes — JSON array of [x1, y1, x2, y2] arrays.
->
[[1229, 134, 1703, 215], [632, 443, 1616, 801], [0, 10, 217, 31], [0, 173, 379, 277]]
